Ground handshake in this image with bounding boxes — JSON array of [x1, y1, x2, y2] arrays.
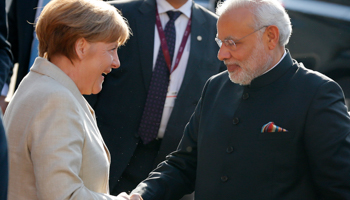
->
[[116, 192, 143, 200]]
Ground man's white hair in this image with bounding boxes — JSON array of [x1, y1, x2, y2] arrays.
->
[[216, 0, 292, 46]]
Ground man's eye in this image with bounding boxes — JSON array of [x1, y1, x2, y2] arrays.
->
[[227, 40, 235, 46]]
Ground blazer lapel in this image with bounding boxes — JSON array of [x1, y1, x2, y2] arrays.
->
[[177, 3, 208, 97], [137, 0, 156, 90]]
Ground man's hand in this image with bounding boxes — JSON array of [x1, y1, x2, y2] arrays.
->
[[0, 95, 8, 114]]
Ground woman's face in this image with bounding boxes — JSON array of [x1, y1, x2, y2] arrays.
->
[[80, 41, 120, 95]]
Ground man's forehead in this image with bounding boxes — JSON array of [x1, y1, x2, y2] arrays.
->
[[217, 8, 254, 39], [218, 6, 254, 25]]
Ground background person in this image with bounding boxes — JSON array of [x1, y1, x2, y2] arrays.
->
[[0, 116, 7, 200], [131, 0, 350, 199], [3, 0, 140, 199], [0, 0, 12, 92], [85, 0, 225, 198], [0, 0, 13, 198]]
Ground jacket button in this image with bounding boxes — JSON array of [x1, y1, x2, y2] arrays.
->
[[221, 175, 228, 182], [232, 117, 239, 125], [242, 93, 249, 100], [226, 146, 234, 153]]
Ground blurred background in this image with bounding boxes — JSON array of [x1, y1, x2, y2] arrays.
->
[[4, 0, 350, 108], [5, 0, 10, 11]]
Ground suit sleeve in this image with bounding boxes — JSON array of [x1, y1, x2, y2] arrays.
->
[[304, 80, 350, 199], [0, 117, 8, 200], [28, 91, 121, 200], [0, 0, 13, 90]]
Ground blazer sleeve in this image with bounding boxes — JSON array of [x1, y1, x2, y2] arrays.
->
[[27, 91, 120, 200], [304, 80, 350, 199]]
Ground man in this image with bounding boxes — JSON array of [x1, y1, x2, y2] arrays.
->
[[0, 0, 12, 91], [131, 0, 350, 199], [0, 0, 12, 198], [1, 0, 39, 112], [85, 0, 225, 197], [0, 113, 7, 200]]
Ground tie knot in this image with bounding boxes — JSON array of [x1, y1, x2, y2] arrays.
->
[[167, 11, 181, 22]]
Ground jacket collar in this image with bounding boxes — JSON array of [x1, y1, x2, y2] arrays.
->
[[30, 57, 95, 116], [247, 50, 294, 89]]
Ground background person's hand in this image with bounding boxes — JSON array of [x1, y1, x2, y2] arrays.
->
[[0, 95, 8, 114]]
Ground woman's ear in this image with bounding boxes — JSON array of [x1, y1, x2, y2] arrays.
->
[[75, 38, 89, 60], [265, 25, 280, 50]]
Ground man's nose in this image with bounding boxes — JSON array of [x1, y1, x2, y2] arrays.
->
[[217, 45, 231, 61]]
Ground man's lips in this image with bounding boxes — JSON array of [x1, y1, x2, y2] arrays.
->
[[225, 63, 240, 72]]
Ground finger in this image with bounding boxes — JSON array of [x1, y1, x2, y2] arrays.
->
[[130, 193, 143, 200]]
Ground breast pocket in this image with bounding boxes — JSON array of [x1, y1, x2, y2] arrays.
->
[[257, 131, 295, 140]]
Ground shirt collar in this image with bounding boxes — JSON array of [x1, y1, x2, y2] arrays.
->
[[156, 0, 192, 18]]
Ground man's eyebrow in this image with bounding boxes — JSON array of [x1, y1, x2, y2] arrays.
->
[[225, 36, 235, 40], [216, 34, 235, 40], [224, 35, 237, 41]]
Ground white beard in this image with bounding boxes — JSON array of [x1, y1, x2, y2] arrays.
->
[[227, 39, 273, 85]]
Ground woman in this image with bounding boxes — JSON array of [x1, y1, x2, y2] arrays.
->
[[4, 0, 141, 199]]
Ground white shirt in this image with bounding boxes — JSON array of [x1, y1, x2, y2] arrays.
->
[[154, 0, 192, 138]]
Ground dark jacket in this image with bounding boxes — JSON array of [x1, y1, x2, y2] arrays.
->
[[133, 52, 350, 200]]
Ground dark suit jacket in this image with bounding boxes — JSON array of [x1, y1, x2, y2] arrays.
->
[[0, 116, 7, 200], [7, 0, 38, 89], [0, 0, 11, 197], [86, 0, 225, 192], [133, 52, 350, 200], [0, 0, 13, 91]]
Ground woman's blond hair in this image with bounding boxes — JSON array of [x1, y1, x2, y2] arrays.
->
[[36, 0, 130, 62]]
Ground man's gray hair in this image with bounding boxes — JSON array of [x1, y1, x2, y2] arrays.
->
[[216, 0, 292, 46]]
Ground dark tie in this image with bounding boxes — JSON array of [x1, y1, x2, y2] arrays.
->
[[138, 11, 182, 144]]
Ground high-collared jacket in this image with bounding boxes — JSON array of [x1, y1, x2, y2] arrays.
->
[[133, 52, 350, 200]]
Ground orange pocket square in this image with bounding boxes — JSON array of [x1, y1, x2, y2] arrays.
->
[[261, 122, 287, 133]]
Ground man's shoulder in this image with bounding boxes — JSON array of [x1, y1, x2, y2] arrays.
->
[[192, 2, 219, 21], [109, 0, 144, 10], [296, 61, 335, 85]]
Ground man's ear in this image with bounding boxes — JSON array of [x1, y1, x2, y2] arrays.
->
[[265, 25, 280, 50], [75, 38, 89, 60]]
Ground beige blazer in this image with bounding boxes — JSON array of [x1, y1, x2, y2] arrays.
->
[[4, 58, 120, 200]]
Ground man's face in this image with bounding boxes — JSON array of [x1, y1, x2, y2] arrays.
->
[[216, 7, 273, 85]]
